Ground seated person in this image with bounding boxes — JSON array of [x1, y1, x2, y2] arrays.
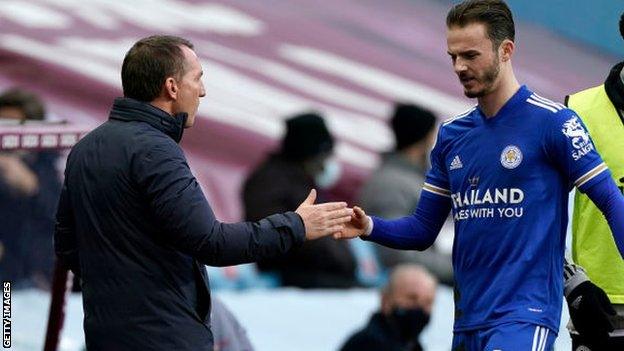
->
[[358, 103, 453, 286], [242, 112, 358, 288], [340, 264, 437, 351]]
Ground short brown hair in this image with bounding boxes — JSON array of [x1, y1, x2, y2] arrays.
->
[[0, 88, 46, 120], [446, 0, 515, 50], [121, 35, 194, 102]]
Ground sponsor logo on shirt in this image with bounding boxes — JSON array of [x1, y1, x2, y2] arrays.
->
[[451, 188, 524, 221], [561, 116, 594, 161], [500, 145, 522, 169]]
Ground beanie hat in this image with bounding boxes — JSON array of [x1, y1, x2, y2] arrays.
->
[[391, 103, 436, 151], [281, 112, 334, 161]]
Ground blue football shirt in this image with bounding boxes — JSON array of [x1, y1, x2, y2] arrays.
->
[[422, 85, 609, 332]]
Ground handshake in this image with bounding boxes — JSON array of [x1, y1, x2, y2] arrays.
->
[[294, 189, 371, 241]]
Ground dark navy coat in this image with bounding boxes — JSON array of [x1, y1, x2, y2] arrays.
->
[[55, 98, 305, 350]]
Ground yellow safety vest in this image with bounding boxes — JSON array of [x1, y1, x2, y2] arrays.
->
[[568, 84, 624, 303]]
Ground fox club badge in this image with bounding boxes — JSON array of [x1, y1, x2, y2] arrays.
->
[[500, 145, 522, 169]]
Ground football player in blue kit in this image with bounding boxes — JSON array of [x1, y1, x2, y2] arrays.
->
[[335, 1, 624, 350]]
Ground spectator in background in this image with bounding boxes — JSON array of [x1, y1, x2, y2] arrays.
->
[[340, 264, 437, 351], [0, 88, 61, 289], [358, 103, 453, 286], [243, 112, 358, 288]]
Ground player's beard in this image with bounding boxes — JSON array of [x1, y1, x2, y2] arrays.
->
[[462, 54, 500, 98]]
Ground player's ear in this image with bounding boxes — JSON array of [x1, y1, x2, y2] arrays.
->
[[499, 39, 514, 62]]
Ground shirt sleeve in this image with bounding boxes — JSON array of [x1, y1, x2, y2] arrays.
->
[[422, 126, 452, 198], [133, 137, 305, 267], [544, 108, 610, 192], [364, 189, 451, 250]]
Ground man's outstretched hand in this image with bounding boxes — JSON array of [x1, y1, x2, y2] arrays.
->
[[333, 206, 370, 240], [295, 189, 353, 240]]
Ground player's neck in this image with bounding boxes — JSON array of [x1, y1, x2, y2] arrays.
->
[[478, 71, 520, 118]]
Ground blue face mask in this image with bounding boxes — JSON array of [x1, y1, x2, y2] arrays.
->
[[314, 157, 342, 189]]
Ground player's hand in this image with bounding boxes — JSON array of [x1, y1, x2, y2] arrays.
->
[[333, 206, 370, 239], [566, 280, 616, 343], [295, 189, 352, 240]]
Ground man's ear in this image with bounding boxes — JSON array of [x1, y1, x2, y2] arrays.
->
[[499, 39, 514, 62], [164, 77, 178, 100]]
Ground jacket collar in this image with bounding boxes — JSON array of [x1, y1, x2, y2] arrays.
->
[[604, 61, 624, 112], [108, 97, 188, 143]]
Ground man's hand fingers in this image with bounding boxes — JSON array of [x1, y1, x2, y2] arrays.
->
[[353, 206, 366, 218], [316, 201, 348, 211], [302, 189, 317, 206], [324, 208, 352, 219], [326, 216, 352, 227], [325, 225, 345, 235]]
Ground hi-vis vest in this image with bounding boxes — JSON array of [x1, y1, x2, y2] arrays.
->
[[568, 85, 624, 303]]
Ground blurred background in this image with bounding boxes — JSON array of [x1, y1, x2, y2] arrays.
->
[[0, 0, 621, 350]]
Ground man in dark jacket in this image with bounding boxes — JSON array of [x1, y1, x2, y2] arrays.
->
[[340, 265, 437, 351], [54, 35, 352, 351]]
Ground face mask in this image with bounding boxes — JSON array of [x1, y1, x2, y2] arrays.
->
[[314, 157, 342, 189], [390, 306, 430, 341]]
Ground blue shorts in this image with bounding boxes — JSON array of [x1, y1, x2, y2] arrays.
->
[[452, 322, 556, 351]]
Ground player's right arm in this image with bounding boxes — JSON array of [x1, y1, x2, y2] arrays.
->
[[337, 127, 452, 250]]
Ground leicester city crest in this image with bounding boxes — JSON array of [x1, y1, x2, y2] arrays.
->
[[500, 145, 522, 169]]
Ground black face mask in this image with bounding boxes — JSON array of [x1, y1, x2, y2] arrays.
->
[[390, 307, 430, 341]]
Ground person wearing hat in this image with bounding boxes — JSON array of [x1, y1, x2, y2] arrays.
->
[[358, 103, 453, 286], [243, 112, 358, 288]]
